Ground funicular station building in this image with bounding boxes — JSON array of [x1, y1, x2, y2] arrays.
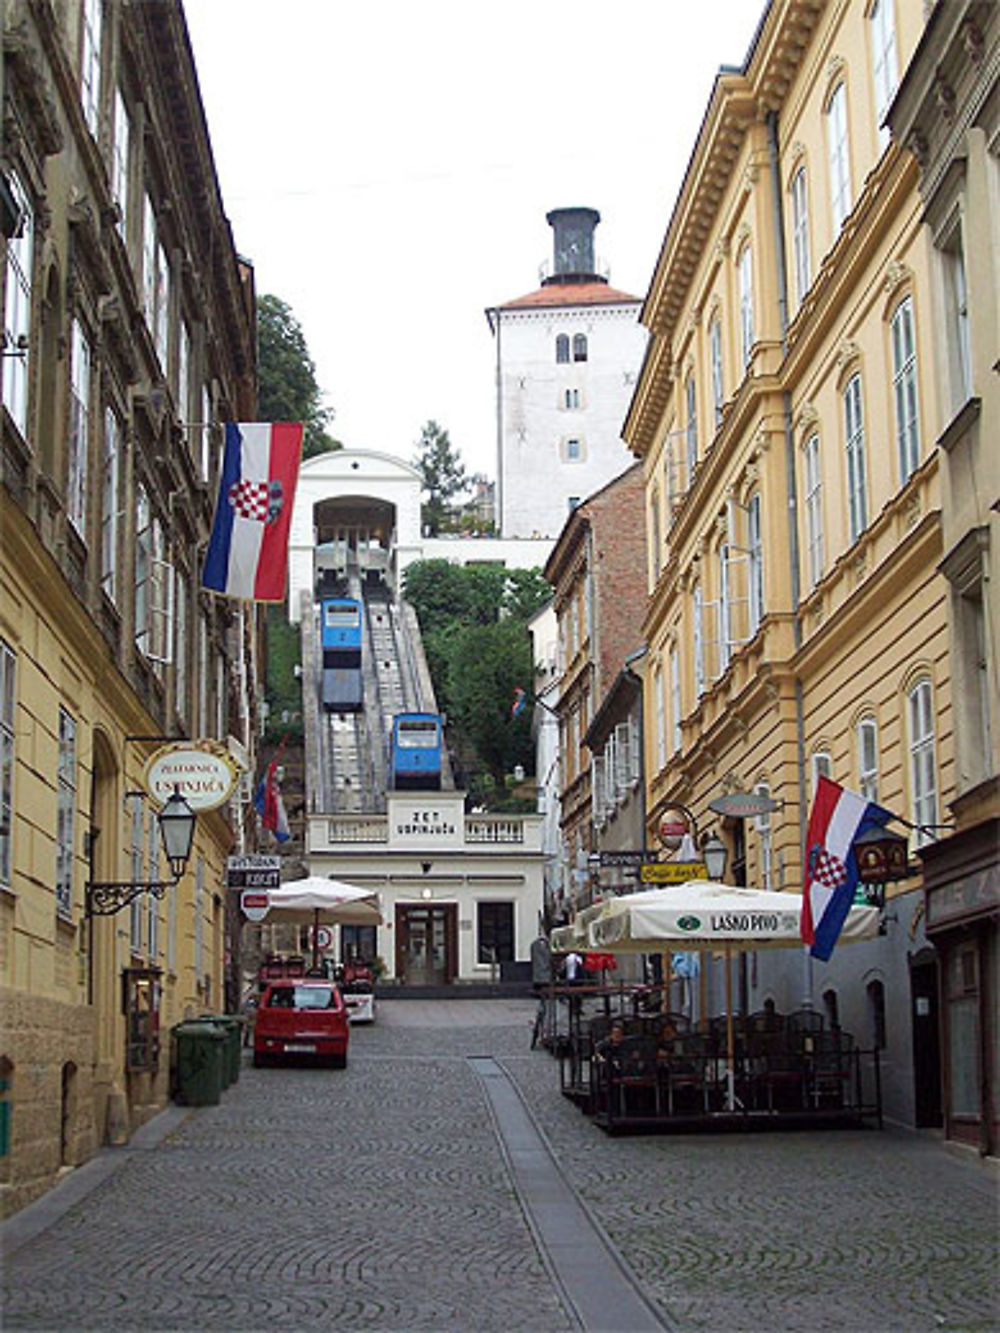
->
[[279, 449, 551, 986]]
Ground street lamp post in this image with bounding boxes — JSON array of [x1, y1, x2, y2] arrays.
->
[[85, 786, 196, 917]]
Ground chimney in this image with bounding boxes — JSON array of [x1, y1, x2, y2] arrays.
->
[[544, 207, 603, 285]]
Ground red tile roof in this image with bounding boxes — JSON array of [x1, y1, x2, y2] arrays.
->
[[498, 280, 640, 310]]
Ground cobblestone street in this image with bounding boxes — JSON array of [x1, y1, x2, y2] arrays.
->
[[2, 1001, 997, 1333]]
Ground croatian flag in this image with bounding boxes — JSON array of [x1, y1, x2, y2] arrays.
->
[[202, 423, 303, 601], [254, 760, 290, 843], [801, 775, 892, 961]]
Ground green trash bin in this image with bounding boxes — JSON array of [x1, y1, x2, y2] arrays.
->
[[201, 1015, 243, 1087], [173, 1021, 226, 1106]]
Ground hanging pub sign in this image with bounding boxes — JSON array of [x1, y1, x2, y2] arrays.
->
[[641, 860, 707, 885], [708, 791, 780, 819], [144, 740, 242, 812]]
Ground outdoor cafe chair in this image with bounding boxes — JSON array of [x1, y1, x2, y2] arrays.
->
[[809, 1028, 855, 1110], [657, 1034, 711, 1116]]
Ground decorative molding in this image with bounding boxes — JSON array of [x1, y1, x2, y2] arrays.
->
[[836, 339, 861, 374], [903, 490, 922, 532], [742, 163, 760, 194], [961, 16, 985, 64], [735, 222, 752, 252], [883, 260, 912, 297], [933, 70, 957, 123], [788, 140, 806, 171], [714, 237, 730, 263], [906, 128, 929, 169], [826, 54, 846, 84], [797, 401, 819, 434], [721, 769, 742, 794], [851, 548, 869, 584]]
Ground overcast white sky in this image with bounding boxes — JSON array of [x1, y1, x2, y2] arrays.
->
[[183, 0, 765, 481]]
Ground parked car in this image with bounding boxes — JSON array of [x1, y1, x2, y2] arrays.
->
[[252, 980, 349, 1068]]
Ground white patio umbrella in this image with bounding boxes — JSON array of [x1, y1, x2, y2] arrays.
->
[[589, 880, 879, 1110], [264, 877, 383, 971]]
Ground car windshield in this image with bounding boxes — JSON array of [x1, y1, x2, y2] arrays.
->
[[268, 985, 336, 1010]]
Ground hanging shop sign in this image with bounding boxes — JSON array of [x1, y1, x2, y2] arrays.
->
[[144, 740, 242, 812], [227, 855, 281, 891], [708, 791, 780, 819], [640, 860, 707, 885]]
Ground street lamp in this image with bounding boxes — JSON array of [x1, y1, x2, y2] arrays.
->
[[85, 786, 196, 917], [702, 833, 729, 882]]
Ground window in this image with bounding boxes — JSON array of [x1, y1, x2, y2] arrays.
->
[[870, 0, 898, 151], [572, 333, 588, 363], [717, 544, 731, 675], [564, 437, 582, 462], [685, 374, 698, 482], [100, 408, 120, 602], [693, 583, 705, 696], [670, 642, 681, 755], [909, 678, 938, 844], [177, 320, 191, 425], [135, 484, 151, 651], [804, 434, 824, 588], [946, 543, 993, 790], [748, 493, 764, 635], [844, 374, 868, 541], [129, 794, 144, 954], [154, 241, 169, 369], [891, 297, 920, 483], [67, 320, 92, 536], [174, 570, 188, 723], [555, 334, 569, 364], [563, 387, 580, 410], [111, 87, 130, 235], [822, 988, 840, 1029], [650, 491, 661, 580], [474, 901, 512, 965], [738, 246, 754, 369], [827, 83, 852, 234], [0, 642, 14, 886], [811, 750, 832, 794], [2, 172, 34, 436], [200, 384, 212, 483], [56, 709, 76, 918], [80, 0, 103, 137], [654, 665, 666, 770], [857, 715, 879, 803], [710, 316, 724, 426], [942, 224, 972, 408], [867, 978, 886, 1050], [755, 783, 773, 889], [142, 196, 170, 368], [791, 166, 811, 308], [146, 807, 160, 959], [665, 441, 678, 514]]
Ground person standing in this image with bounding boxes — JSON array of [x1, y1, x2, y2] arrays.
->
[[564, 950, 583, 984]]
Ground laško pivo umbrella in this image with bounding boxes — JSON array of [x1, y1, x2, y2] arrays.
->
[[589, 880, 879, 1110]]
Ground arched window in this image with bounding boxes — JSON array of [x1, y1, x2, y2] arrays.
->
[[844, 373, 868, 541], [822, 988, 840, 1029], [891, 296, 920, 483], [709, 315, 725, 426], [803, 434, 824, 588], [738, 246, 754, 368], [555, 334, 569, 364], [827, 82, 852, 233], [748, 493, 764, 634], [857, 714, 879, 802], [908, 677, 938, 843], [2, 172, 34, 437], [572, 333, 588, 363], [790, 165, 811, 307], [867, 978, 886, 1049], [685, 374, 698, 482]]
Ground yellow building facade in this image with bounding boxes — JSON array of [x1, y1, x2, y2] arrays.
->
[[1, 1, 260, 1213], [624, 0, 956, 1130]]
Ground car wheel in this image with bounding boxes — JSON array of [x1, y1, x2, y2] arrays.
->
[[331, 1053, 347, 1070], [252, 1051, 267, 1068]]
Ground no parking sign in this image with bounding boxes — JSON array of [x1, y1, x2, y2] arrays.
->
[[312, 926, 334, 952]]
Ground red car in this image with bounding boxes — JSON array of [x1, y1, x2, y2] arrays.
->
[[252, 979, 350, 1068]]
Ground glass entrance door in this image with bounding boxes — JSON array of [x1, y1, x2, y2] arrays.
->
[[397, 906, 455, 984]]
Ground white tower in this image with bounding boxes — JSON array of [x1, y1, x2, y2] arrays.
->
[[486, 208, 647, 539]]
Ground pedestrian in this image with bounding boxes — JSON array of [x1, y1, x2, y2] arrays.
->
[[563, 950, 583, 985]]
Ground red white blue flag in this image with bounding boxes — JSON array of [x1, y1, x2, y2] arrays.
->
[[254, 759, 290, 843], [202, 422, 303, 601], [801, 775, 892, 961]]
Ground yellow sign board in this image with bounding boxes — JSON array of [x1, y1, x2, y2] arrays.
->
[[640, 861, 707, 884]]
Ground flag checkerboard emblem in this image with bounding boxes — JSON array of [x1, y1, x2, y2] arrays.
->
[[228, 479, 270, 522], [809, 845, 847, 889]]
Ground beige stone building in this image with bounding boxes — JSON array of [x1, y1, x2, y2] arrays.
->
[[888, 0, 998, 1155], [623, 0, 966, 1131], [1, 0, 260, 1213]]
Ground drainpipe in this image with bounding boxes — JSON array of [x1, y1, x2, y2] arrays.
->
[[769, 108, 811, 1007]]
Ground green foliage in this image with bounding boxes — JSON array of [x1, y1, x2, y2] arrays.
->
[[412, 420, 466, 535], [444, 620, 535, 788], [263, 606, 303, 743], [257, 294, 339, 459], [403, 562, 549, 802]]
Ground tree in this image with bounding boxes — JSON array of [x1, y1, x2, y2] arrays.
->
[[412, 420, 466, 535], [257, 294, 339, 459], [444, 620, 534, 790]]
